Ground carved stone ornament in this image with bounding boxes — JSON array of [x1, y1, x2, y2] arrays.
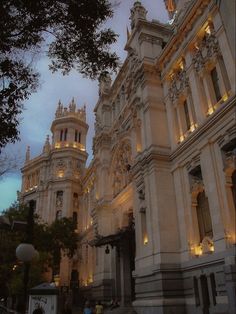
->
[[191, 176, 204, 198], [56, 159, 66, 171], [112, 141, 132, 196], [224, 150, 236, 173], [99, 74, 112, 96], [193, 32, 220, 74], [56, 192, 63, 208], [168, 69, 189, 102], [201, 236, 214, 254]]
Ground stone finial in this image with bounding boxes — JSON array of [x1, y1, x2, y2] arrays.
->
[[130, 1, 147, 30], [98, 74, 112, 96], [69, 97, 76, 112], [25, 146, 30, 162], [55, 100, 63, 118], [43, 135, 50, 154]]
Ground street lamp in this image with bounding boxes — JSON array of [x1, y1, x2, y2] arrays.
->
[[15, 200, 36, 313]]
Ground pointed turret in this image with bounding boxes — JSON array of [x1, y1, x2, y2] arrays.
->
[[130, 1, 147, 30], [25, 146, 30, 163], [98, 74, 112, 96], [42, 135, 51, 154], [55, 100, 63, 118], [69, 98, 76, 113]]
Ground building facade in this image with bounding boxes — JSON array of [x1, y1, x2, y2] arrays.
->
[[20, 1, 236, 313]]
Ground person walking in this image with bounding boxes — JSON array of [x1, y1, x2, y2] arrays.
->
[[83, 301, 93, 314], [95, 301, 103, 314]]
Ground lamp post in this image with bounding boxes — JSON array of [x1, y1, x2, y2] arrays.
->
[[16, 200, 36, 313]]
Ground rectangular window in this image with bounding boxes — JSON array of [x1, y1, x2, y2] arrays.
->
[[211, 67, 221, 102], [183, 100, 191, 130], [75, 130, 78, 142], [64, 128, 68, 141], [60, 130, 63, 141], [193, 277, 200, 306]]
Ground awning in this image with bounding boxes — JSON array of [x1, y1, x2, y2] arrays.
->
[[89, 225, 134, 247]]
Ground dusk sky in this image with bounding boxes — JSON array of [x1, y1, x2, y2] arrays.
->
[[0, 1, 168, 212]]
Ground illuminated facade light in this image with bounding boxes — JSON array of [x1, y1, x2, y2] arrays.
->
[[207, 107, 214, 116], [190, 124, 195, 132], [205, 25, 211, 35], [179, 135, 185, 142], [143, 235, 148, 245], [222, 93, 228, 102], [194, 245, 203, 257], [57, 171, 64, 178]]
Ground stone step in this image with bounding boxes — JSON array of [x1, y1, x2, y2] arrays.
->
[[104, 307, 137, 314]]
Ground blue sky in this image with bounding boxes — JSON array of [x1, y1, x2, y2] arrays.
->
[[0, 0, 168, 212]]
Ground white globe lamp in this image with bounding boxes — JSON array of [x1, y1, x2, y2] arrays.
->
[[16, 243, 36, 262]]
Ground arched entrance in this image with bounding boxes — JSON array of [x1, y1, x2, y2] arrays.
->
[[94, 216, 136, 306]]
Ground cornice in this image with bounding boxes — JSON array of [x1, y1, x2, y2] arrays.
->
[[158, 0, 211, 70], [50, 115, 88, 131]]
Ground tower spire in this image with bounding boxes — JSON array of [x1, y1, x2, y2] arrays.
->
[[25, 146, 30, 163], [42, 135, 50, 154]]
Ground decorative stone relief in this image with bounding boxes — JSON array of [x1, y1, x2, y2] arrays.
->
[[201, 236, 214, 254], [112, 141, 132, 196], [99, 74, 112, 96], [190, 176, 204, 200], [125, 48, 142, 101], [169, 69, 189, 102], [56, 191, 63, 209], [192, 32, 221, 74]]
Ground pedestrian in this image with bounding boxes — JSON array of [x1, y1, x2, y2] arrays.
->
[[83, 301, 93, 314], [95, 301, 103, 314], [110, 299, 119, 310]]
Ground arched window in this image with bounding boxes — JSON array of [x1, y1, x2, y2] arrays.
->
[[196, 191, 213, 241], [60, 130, 63, 141], [64, 128, 68, 141], [75, 130, 78, 142]]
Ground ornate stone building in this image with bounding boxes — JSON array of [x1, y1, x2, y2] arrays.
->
[[20, 1, 235, 313]]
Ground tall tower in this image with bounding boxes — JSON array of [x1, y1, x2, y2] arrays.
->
[[48, 98, 88, 222]]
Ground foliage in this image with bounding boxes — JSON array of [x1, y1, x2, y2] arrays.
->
[[0, 151, 23, 178], [0, 0, 119, 150], [0, 202, 78, 296]]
